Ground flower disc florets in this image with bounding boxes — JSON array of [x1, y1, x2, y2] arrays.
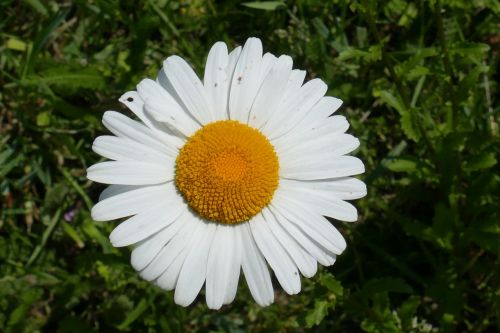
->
[[175, 120, 279, 224]]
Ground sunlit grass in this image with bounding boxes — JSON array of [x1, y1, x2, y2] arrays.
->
[[0, 0, 498, 332]]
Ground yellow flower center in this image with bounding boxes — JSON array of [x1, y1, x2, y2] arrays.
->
[[175, 120, 279, 224]]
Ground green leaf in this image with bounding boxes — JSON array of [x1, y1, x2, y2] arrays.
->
[[396, 47, 438, 76], [26, 210, 62, 267], [43, 183, 69, 212], [451, 42, 490, 58], [378, 90, 406, 114], [338, 48, 367, 61], [360, 293, 402, 333], [312, 17, 330, 39], [375, 90, 420, 142], [320, 274, 344, 296], [62, 223, 85, 248], [398, 296, 421, 326], [96, 260, 111, 282], [456, 65, 489, 101], [406, 65, 430, 81], [0, 148, 14, 165], [383, 157, 419, 173], [397, 2, 417, 27], [432, 203, 453, 249], [36, 111, 51, 127], [60, 168, 93, 211], [241, 1, 286, 10], [305, 300, 329, 328], [117, 298, 151, 330], [0, 150, 23, 178], [465, 215, 500, 254], [377, 90, 421, 141], [384, 158, 416, 173], [360, 278, 413, 296], [58, 316, 95, 333], [6, 289, 43, 333], [400, 110, 421, 141], [6, 37, 27, 51], [338, 45, 382, 62], [52, 97, 100, 122], [82, 220, 114, 254], [24, 67, 106, 91], [464, 153, 497, 172], [23, 9, 70, 77], [23, 0, 48, 15]]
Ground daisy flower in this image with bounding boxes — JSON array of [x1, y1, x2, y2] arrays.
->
[[87, 37, 366, 309]]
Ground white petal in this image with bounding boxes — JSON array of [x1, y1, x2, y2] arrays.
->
[[279, 134, 361, 167], [250, 214, 301, 295], [259, 52, 278, 82], [98, 184, 142, 201], [227, 46, 242, 78], [282, 70, 306, 102], [156, 66, 189, 113], [281, 156, 365, 180], [139, 214, 196, 281], [137, 78, 201, 137], [257, 69, 306, 140], [280, 177, 367, 200], [261, 208, 317, 278], [131, 216, 184, 271], [87, 161, 173, 185], [204, 42, 230, 121], [223, 226, 242, 304], [109, 195, 185, 247], [92, 135, 173, 164], [205, 224, 242, 309], [269, 205, 337, 266], [92, 183, 172, 221], [294, 96, 343, 132], [118, 91, 151, 127], [240, 223, 274, 306], [102, 111, 171, 154], [118, 91, 184, 155], [163, 56, 213, 124], [156, 246, 189, 291], [248, 55, 293, 129], [289, 133, 360, 157], [137, 78, 177, 107], [273, 115, 350, 153], [145, 99, 199, 138], [264, 78, 328, 139], [174, 221, 217, 307], [277, 182, 358, 222], [205, 225, 229, 309], [271, 194, 346, 254], [228, 37, 263, 123], [322, 115, 351, 132], [215, 45, 241, 121]]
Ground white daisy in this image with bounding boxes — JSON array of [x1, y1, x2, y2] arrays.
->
[[87, 37, 366, 309]]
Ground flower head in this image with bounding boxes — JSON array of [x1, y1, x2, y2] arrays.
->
[[87, 37, 366, 309]]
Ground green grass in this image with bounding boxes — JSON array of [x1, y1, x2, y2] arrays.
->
[[1, 0, 499, 332]]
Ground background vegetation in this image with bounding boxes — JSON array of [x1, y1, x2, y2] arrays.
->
[[1, 0, 498, 332]]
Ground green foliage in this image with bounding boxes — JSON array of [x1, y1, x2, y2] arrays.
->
[[242, 1, 287, 11], [0, 0, 498, 332]]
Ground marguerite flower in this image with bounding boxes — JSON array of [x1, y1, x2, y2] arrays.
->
[[87, 37, 366, 309]]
